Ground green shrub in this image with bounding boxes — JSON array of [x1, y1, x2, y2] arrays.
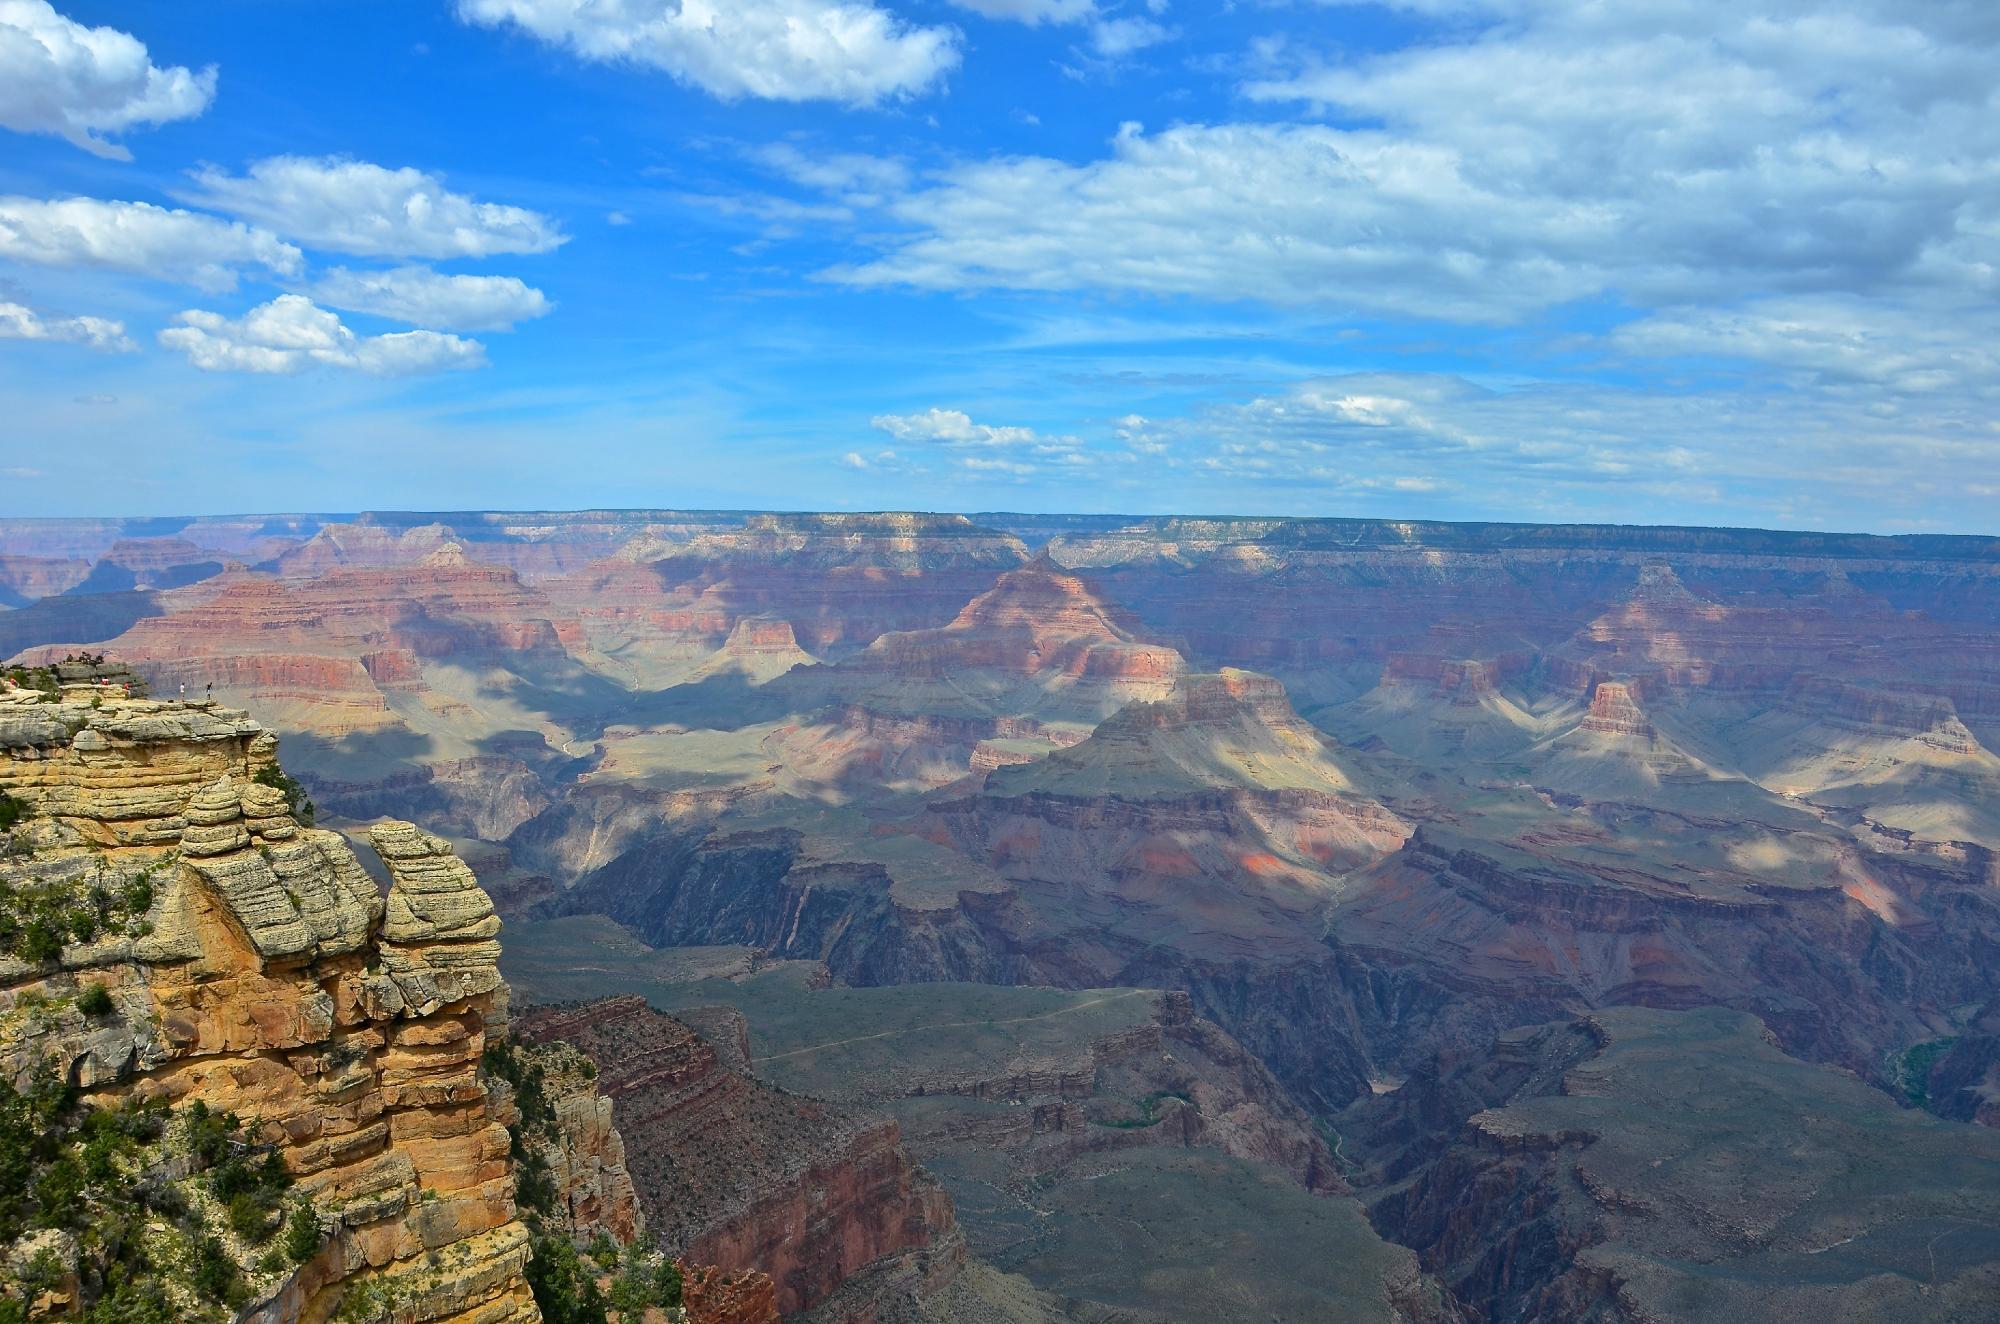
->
[[209, 1147, 288, 1202], [284, 1201, 323, 1265], [78, 984, 115, 1017], [192, 1234, 245, 1306], [515, 1149, 559, 1216], [336, 1280, 392, 1324], [0, 791, 25, 831], [80, 1279, 175, 1324], [482, 1039, 553, 1131], [0, 1081, 288, 1310], [228, 1189, 280, 1243], [586, 1233, 619, 1271], [121, 875, 154, 915], [526, 1234, 606, 1324], [183, 1101, 236, 1169], [252, 766, 316, 828], [608, 1256, 682, 1317], [31, 1154, 85, 1228], [17, 922, 62, 964], [606, 1266, 650, 1319], [652, 1259, 683, 1309], [0, 863, 162, 960]]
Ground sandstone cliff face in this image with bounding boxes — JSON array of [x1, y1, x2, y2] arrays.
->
[[514, 996, 960, 1320], [0, 680, 537, 1323], [510, 1038, 644, 1248]]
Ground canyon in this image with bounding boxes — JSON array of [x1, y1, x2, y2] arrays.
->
[[5, 509, 2000, 1320]]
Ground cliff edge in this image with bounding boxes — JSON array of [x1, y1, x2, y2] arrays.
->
[[0, 670, 533, 1322]]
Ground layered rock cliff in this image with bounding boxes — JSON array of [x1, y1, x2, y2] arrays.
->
[[0, 674, 536, 1322], [513, 995, 964, 1320]]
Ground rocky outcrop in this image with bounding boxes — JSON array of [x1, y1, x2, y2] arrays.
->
[[0, 680, 538, 1323], [1576, 681, 1652, 738], [677, 616, 818, 688], [679, 1264, 780, 1324], [514, 996, 963, 1318], [1780, 675, 1981, 752], [851, 561, 1182, 690], [511, 1038, 644, 1246]]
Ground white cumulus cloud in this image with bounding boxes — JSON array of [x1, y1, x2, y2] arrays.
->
[[1087, 16, 1170, 56], [0, 195, 302, 292], [873, 406, 1038, 447], [871, 407, 1087, 477], [188, 156, 565, 260], [825, 1, 2000, 332], [0, 298, 132, 351], [158, 294, 486, 376], [310, 266, 552, 331], [455, 0, 959, 105], [0, 0, 215, 159]]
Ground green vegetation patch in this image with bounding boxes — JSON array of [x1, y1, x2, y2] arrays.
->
[[0, 1066, 313, 1323], [1, 668, 57, 700], [1089, 1091, 1191, 1130], [0, 861, 161, 962], [1891, 1036, 1961, 1111]]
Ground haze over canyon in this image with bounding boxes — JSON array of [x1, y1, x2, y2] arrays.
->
[[3, 508, 1999, 1321]]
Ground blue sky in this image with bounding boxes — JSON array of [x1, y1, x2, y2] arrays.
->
[[1, 0, 1996, 530]]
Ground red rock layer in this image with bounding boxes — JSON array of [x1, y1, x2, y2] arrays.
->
[[1578, 682, 1653, 738], [114, 547, 571, 661], [1381, 654, 1532, 705], [30, 548, 585, 731], [854, 561, 1181, 683], [680, 1264, 781, 1324], [514, 996, 960, 1317], [721, 615, 804, 655]]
